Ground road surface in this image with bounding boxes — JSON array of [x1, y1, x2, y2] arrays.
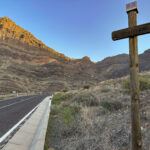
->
[[0, 94, 49, 138]]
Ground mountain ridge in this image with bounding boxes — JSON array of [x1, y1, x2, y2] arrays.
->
[[0, 17, 150, 93], [0, 16, 75, 61]]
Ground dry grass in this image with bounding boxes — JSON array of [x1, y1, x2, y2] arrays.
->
[[45, 71, 150, 150]]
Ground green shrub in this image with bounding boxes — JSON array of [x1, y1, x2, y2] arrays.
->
[[83, 85, 90, 89], [122, 80, 130, 89], [63, 89, 68, 93], [53, 92, 73, 105], [101, 101, 110, 110], [45, 92, 80, 150], [100, 101, 123, 111], [61, 105, 79, 125], [139, 77, 150, 91], [122, 77, 150, 91]]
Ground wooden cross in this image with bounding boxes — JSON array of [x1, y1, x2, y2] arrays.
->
[[112, 1, 150, 150]]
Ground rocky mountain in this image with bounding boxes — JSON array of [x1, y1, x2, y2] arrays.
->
[[95, 49, 150, 80], [0, 16, 150, 94]]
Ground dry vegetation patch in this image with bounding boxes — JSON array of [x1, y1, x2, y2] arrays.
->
[[45, 71, 150, 150], [122, 77, 150, 91]]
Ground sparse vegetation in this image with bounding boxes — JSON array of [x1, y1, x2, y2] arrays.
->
[[101, 87, 110, 93], [63, 89, 68, 93], [83, 85, 90, 89], [72, 92, 99, 106], [122, 77, 150, 91], [122, 79, 130, 89], [139, 77, 150, 91], [52, 92, 73, 105], [101, 101, 123, 111], [45, 72, 150, 150], [44, 92, 80, 150], [61, 105, 79, 125]]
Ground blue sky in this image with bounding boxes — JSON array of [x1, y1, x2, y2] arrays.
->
[[0, 0, 150, 62]]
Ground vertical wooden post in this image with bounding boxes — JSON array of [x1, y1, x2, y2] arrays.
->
[[128, 10, 142, 150]]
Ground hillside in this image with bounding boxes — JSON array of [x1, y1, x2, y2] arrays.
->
[[0, 17, 71, 60], [0, 17, 150, 94], [45, 71, 150, 150]]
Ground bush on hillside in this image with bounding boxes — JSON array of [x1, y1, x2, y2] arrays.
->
[[53, 92, 73, 105], [83, 85, 90, 89], [63, 89, 68, 93], [72, 92, 99, 106], [100, 101, 123, 111], [122, 77, 150, 91]]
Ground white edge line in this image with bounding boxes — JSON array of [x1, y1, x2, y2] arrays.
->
[[0, 95, 35, 103], [0, 95, 37, 110], [0, 100, 42, 143]]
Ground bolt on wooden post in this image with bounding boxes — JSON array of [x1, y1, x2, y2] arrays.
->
[[112, 1, 150, 150]]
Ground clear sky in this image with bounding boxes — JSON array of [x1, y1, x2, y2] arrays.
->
[[0, 0, 150, 62]]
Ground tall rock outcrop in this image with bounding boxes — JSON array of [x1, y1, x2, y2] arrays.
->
[[0, 17, 71, 61]]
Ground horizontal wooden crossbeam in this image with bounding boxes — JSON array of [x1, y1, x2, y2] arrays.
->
[[112, 23, 150, 41]]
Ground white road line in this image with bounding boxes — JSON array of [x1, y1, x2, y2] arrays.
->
[[0, 95, 26, 103], [0, 98, 44, 143], [0, 95, 37, 110]]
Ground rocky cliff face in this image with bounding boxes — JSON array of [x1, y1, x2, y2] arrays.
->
[[0, 17, 71, 61], [0, 17, 150, 94], [0, 17, 47, 48]]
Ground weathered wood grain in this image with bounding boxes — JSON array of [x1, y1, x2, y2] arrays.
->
[[128, 10, 142, 150], [112, 22, 150, 41]]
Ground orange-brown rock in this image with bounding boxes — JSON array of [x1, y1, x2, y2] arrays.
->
[[0, 16, 71, 60], [0, 17, 45, 48]]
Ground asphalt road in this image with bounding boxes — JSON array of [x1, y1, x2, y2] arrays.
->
[[0, 94, 49, 138]]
